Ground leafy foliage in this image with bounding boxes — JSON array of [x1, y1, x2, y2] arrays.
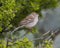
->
[[42, 40, 53, 48], [0, 0, 16, 32], [0, 38, 34, 48]]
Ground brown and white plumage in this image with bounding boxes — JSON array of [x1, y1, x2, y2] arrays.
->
[[19, 12, 39, 28]]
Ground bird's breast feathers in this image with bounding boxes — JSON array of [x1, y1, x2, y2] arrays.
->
[[25, 17, 38, 28]]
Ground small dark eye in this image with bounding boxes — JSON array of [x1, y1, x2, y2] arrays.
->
[[0, 3, 2, 7]]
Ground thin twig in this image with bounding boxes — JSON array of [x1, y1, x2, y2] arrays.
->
[[9, 29, 58, 45], [5, 34, 9, 48], [41, 30, 51, 36], [11, 25, 24, 35], [8, 25, 24, 40], [31, 30, 51, 41], [12, 30, 51, 44], [6, 38, 9, 48]]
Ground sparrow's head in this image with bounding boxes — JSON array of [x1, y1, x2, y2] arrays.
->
[[31, 12, 39, 17]]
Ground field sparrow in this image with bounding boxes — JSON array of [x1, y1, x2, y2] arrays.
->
[[19, 12, 39, 28]]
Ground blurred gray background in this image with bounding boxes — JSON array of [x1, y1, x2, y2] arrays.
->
[[39, 7, 60, 48]]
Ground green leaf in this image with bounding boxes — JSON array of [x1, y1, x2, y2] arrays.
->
[[0, 14, 2, 20], [0, 27, 2, 32]]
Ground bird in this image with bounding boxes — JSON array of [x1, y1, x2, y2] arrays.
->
[[19, 12, 39, 29], [9, 12, 39, 38], [17, 12, 39, 38]]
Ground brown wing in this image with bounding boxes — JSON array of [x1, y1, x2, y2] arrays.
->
[[20, 16, 34, 26]]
